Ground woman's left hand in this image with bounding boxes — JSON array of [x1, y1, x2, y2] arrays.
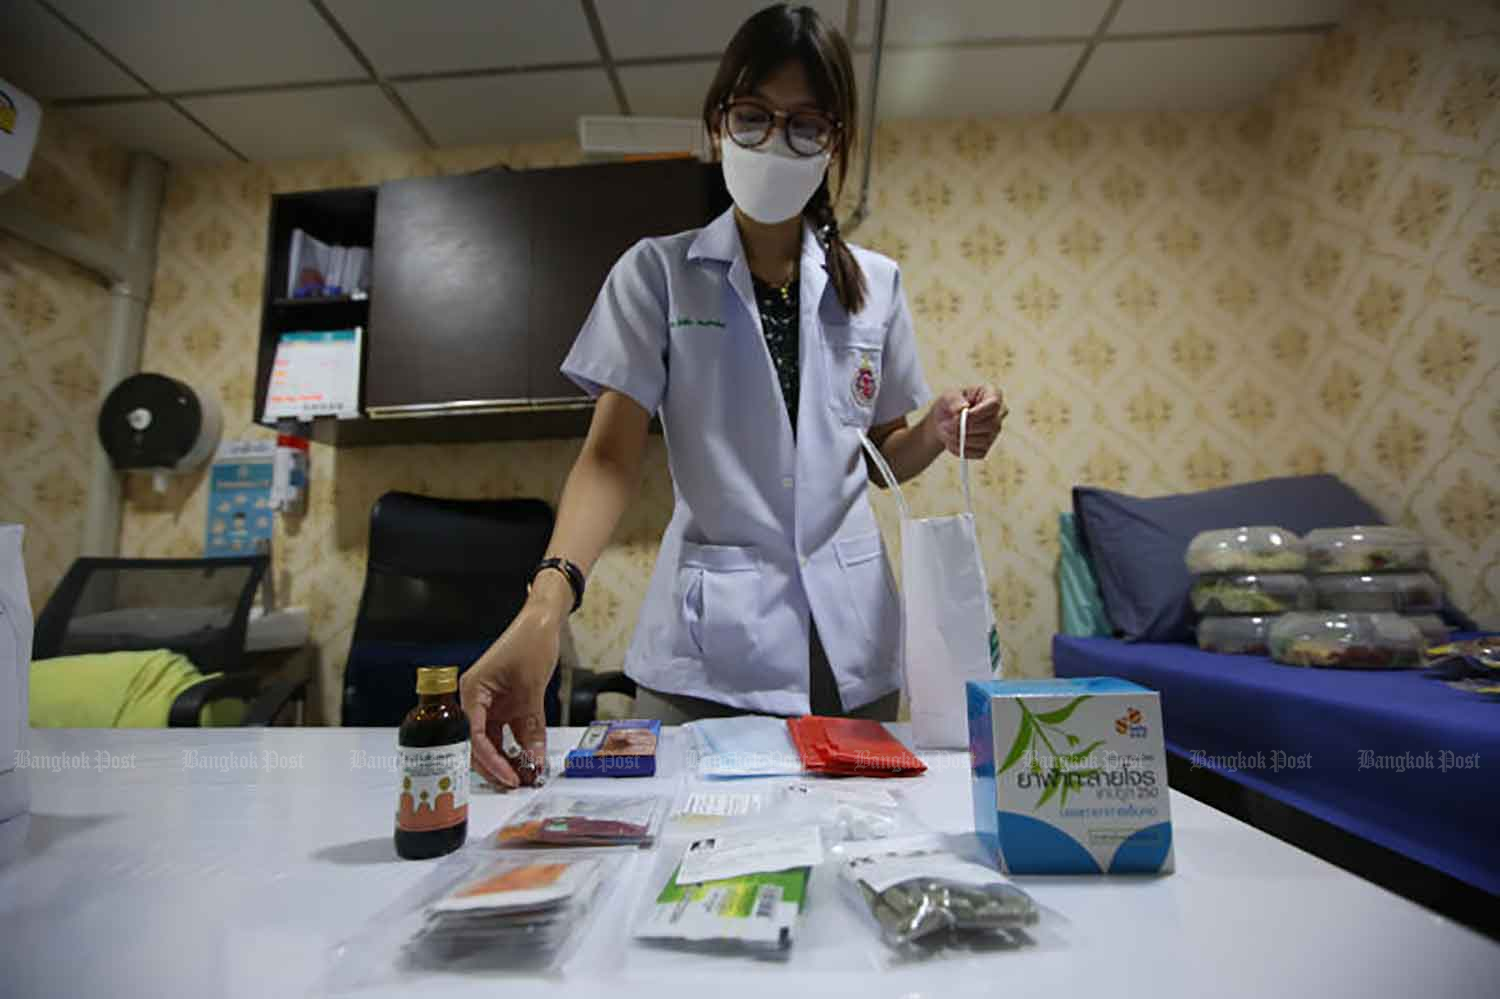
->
[[932, 385, 1008, 458]]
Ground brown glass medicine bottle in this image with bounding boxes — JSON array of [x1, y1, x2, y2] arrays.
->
[[395, 666, 470, 860]]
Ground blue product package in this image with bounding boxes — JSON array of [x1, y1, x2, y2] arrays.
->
[[967, 677, 1174, 875], [564, 719, 661, 778], [687, 715, 805, 778]]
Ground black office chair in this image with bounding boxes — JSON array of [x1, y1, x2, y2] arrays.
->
[[340, 492, 635, 727], [33, 555, 308, 726]]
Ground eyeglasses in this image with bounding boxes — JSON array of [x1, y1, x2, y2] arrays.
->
[[721, 98, 840, 157]]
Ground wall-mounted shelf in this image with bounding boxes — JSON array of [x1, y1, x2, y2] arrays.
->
[[269, 295, 368, 309], [253, 160, 729, 447], [255, 186, 376, 432], [286, 407, 597, 447]]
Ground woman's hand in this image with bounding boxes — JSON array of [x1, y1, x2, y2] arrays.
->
[[931, 385, 1008, 458], [457, 391, 649, 788], [460, 573, 569, 789]]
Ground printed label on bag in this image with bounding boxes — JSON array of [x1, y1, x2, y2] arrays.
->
[[396, 741, 469, 832], [676, 825, 824, 885], [846, 852, 1009, 893], [675, 791, 768, 818], [787, 781, 898, 809], [640, 866, 808, 945]]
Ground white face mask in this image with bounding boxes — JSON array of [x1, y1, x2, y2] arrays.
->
[[719, 134, 830, 224]]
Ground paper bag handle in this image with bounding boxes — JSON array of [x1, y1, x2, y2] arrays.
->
[[859, 405, 974, 521], [858, 432, 910, 518], [958, 405, 974, 517]]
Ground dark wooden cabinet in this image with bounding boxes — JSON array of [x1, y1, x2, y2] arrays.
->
[[365, 170, 533, 416], [525, 159, 729, 403], [254, 159, 730, 445]]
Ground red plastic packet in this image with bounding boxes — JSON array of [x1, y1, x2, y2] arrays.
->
[[786, 716, 927, 777]]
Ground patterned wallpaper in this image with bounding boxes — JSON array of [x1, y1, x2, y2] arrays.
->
[[14, 0, 1480, 723], [0, 118, 129, 609], [1256, 0, 1500, 632], [855, 105, 1289, 675]]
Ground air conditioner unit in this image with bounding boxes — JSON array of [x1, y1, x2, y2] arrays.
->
[[578, 115, 710, 160], [0, 78, 40, 195]]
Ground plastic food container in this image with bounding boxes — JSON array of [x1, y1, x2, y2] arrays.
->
[[1312, 571, 1442, 614], [1196, 615, 1276, 656], [1269, 611, 1425, 669], [1304, 526, 1428, 573], [1406, 614, 1450, 648], [1185, 526, 1306, 574], [1190, 573, 1313, 616]]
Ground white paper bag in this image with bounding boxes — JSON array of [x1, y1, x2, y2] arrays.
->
[[0, 524, 32, 857], [862, 411, 1001, 748]]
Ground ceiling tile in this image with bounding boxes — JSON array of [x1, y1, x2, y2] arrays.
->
[[47, 0, 364, 92], [0, 0, 145, 100], [181, 86, 418, 162], [1067, 35, 1322, 112], [398, 69, 618, 146], [1111, 0, 1351, 34], [856, 44, 1084, 120], [616, 61, 718, 117], [599, 0, 846, 61], [59, 102, 234, 163], [324, 0, 598, 76], [856, 0, 1111, 46]]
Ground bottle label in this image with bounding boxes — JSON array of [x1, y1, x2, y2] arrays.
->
[[397, 741, 469, 832]]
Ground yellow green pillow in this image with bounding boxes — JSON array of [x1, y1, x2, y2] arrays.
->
[[30, 649, 245, 727]]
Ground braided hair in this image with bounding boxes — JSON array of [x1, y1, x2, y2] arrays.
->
[[804, 176, 866, 315]]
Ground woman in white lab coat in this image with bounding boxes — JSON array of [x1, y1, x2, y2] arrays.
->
[[463, 3, 1007, 788]]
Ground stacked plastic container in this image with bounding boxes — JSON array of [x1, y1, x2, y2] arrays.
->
[[1269, 526, 1441, 669], [1186, 526, 1312, 656]]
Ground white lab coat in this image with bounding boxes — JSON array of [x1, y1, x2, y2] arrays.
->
[[0, 525, 31, 864], [562, 208, 931, 714]]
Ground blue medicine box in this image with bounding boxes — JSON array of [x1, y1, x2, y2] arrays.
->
[[564, 719, 661, 778], [967, 677, 1174, 875]]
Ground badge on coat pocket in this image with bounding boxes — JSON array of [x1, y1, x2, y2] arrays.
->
[[851, 352, 879, 409]]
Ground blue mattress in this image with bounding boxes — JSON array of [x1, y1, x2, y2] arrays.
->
[[1053, 635, 1500, 896]]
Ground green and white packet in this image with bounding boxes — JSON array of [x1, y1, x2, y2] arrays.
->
[[637, 863, 811, 950]]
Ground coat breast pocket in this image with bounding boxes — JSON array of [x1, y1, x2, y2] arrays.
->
[[823, 324, 885, 428]]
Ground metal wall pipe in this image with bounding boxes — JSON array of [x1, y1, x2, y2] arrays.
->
[[0, 150, 165, 556]]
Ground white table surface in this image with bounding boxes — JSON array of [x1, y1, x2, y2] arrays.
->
[[2, 727, 1495, 998]]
